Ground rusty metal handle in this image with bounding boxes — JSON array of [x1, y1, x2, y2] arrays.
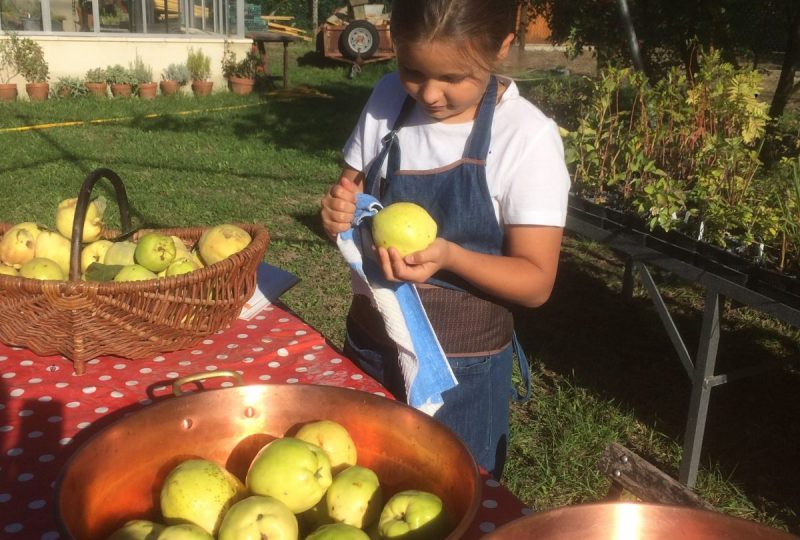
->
[[171, 370, 244, 396], [68, 168, 133, 281]]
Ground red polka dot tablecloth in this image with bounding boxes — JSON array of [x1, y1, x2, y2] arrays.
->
[[0, 303, 530, 539]]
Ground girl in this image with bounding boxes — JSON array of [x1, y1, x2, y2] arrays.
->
[[320, 0, 570, 478]]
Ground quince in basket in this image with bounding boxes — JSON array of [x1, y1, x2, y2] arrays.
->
[[55, 196, 107, 242]]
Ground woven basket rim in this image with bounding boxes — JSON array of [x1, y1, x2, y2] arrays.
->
[[0, 222, 269, 293]]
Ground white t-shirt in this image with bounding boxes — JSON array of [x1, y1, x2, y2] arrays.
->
[[342, 72, 571, 227]]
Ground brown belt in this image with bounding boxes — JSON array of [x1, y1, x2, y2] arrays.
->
[[347, 284, 513, 357]]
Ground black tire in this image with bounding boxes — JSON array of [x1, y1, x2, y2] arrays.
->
[[339, 20, 380, 60]]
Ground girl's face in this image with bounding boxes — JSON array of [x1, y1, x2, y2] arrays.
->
[[396, 36, 511, 124]]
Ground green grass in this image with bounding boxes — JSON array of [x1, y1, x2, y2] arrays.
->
[[1, 43, 798, 534]]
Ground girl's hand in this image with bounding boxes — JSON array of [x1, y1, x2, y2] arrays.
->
[[377, 238, 451, 283], [320, 170, 362, 241]]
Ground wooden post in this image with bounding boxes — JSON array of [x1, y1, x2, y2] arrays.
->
[[517, 0, 530, 52]]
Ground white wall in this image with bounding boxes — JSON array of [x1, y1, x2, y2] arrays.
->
[[1, 35, 252, 92]]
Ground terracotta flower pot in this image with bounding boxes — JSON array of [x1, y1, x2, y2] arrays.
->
[[191, 79, 213, 97], [110, 83, 132, 98], [228, 76, 255, 96], [0, 83, 18, 102], [25, 82, 49, 102], [85, 82, 107, 98], [159, 80, 180, 96], [137, 82, 157, 100]]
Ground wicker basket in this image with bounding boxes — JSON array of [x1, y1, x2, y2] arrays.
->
[[0, 169, 269, 374]]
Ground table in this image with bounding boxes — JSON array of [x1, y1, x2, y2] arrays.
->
[[0, 302, 529, 539], [246, 31, 303, 89]]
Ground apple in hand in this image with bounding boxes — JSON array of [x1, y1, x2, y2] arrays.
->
[[106, 519, 164, 540], [217, 495, 299, 540], [378, 490, 448, 540], [295, 420, 357, 475], [159, 459, 246, 536], [326, 465, 382, 529], [246, 437, 333, 513], [155, 523, 213, 540], [307, 523, 371, 540]]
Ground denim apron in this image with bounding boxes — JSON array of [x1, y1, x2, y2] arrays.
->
[[344, 77, 531, 478]]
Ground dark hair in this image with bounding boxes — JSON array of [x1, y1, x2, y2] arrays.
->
[[390, 0, 516, 68]]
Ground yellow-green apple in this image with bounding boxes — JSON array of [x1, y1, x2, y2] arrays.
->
[[217, 495, 299, 540], [326, 465, 382, 529], [246, 437, 333, 513], [0, 264, 18, 276], [107, 519, 165, 540], [165, 257, 201, 277], [155, 524, 213, 540], [19, 257, 65, 280], [34, 230, 71, 276], [307, 523, 371, 540], [134, 232, 176, 273], [55, 196, 106, 242], [0, 226, 36, 268], [377, 491, 448, 540], [113, 264, 157, 282], [81, 239, 113, 273], [159, 459, 246, 536], [371, 203, 437, 257], [295, 420, 357, 475], [104, 241, 137, 266], [197, 224, 251, 266]]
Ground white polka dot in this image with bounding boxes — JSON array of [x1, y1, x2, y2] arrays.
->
[[82, 386, 97, 394], [252, 347, 264, 352], [88, 359, 100, 365], [479, 522, 496, 533], [179, 360, 192, 366], [77, 422, 91, 429], [261, 337, 273, 344], [38, 396, 52, 402], [18, 409, 33, 417], [268, 361, 280, 368], [205, 365, 217, 371], [303, 354, 315, 361], [139, 367, 152, 374], [0, 426, 13, 432], [323, 370, 334, 376], [66, 401, 80, 409], [191, 349, 203, 355], [350, 374, 363, 381], [94, 407, 109, 414], [28, 500, 46, 509], [485, 479, 500, 488], [28, 431, 43, 438], [39, 454, 55, 463], [0, 493, 10, 502], [482, 499, 498, 509], [42, 532, 60, 540], [9, 388, 24, 397], [279, 317, 289, 323], [28, 378, 42, 384], [237, 333, 248, 339], [5, 523, 23, 533], [2, 372, 16, 379], [125, 380, 138, 387], [255, 315, 266, 320], [17, 473, 34, 482], [287, 378, 299, 384], [55, 382, 68, 388], [330, 358, 342, 364], [19, 360, 32, 367], [246, 325, 257, 329], [98, 375, 111, 381], [258, 374, 271, 381], [47, 416, 62, 423], [295, 330, 307, 336], [312, 345, 324, 351], [153, 356, 165, 362], [113, 363, 127, 370], [0, 355, 6, 360], [166, 372, 179, 379], [59, 437, 73, 445], [7, 448, 22, 456], [288, 340, 299, 346], [216, 355, 228, 360], [221, 382, 234, 388], [202, 339, 214, 345], [243, 357, 254, 364], [226, 344, 238, 349], [373, 391, 387, 397], [277, 348, 288, 357], [295, 367, 308, 373]]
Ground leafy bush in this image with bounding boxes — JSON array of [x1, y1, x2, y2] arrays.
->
[[105, 64, 136, 85], [84, 67, 107, 84], [221, 43, 261, 80], [0, 32, 48, 83], [52, 76, 88, 98], [128, 54, 153, 84], [186, 48, 211, 81], [161, 63, 191, 86]]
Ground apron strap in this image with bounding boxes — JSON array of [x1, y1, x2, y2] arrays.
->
[[365, 95, 417, 198], [512, 332, 532, 402], [465, 76, 498, 160]]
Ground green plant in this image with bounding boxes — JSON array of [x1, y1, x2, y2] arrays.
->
[[186, 47, 211, 81], [52, 76, 88, 98], [221, 42, 261, 80], [128, 53, 153, 84], [104, 64, 136, 85], [0, 32, 48, 83], [161, 63, 191, 86], [84, 67, 107, 84]]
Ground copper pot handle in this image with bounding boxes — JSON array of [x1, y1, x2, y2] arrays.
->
[[171, 370, 243, 396]]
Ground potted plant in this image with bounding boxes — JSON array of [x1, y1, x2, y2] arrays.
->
[[0, 33, 21, 101], [160, 63, 190, 96], [105, 64, 135, 98], [52, 76, 88, 98], [187, 47, 213, 97], [129, 54, 156, 100], [15, 34, 49, 101], [84, 67, 107, 97], [221, 42, 260, 96]]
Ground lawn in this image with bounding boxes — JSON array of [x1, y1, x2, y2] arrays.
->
[[1, 43, 798, 534]]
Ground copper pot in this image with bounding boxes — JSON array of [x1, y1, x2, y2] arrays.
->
[[484, 502, 798, 539], [55, 375, 481, 540]]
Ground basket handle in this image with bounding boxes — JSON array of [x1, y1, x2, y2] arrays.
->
[[69, 168, 133, 281], [172, 370, 244, 396]]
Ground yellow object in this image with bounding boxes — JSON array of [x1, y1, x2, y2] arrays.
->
[[371, 202, 437, 258], [197, 224, 252, 266], [55, 197, 106, 242]]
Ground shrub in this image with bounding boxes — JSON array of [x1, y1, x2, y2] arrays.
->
[[221, 42, 261, 80], [105, 64, 136, 85], [52, 76, 88, 98], [85, 67, 107, 84], [186, 48, 211, 81], [128, 53, 153, 84], [161, 63, 191, 86], [0, 32, 48, 83]]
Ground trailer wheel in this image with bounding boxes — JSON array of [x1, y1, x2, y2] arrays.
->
[[339, 20, 380, 60]]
